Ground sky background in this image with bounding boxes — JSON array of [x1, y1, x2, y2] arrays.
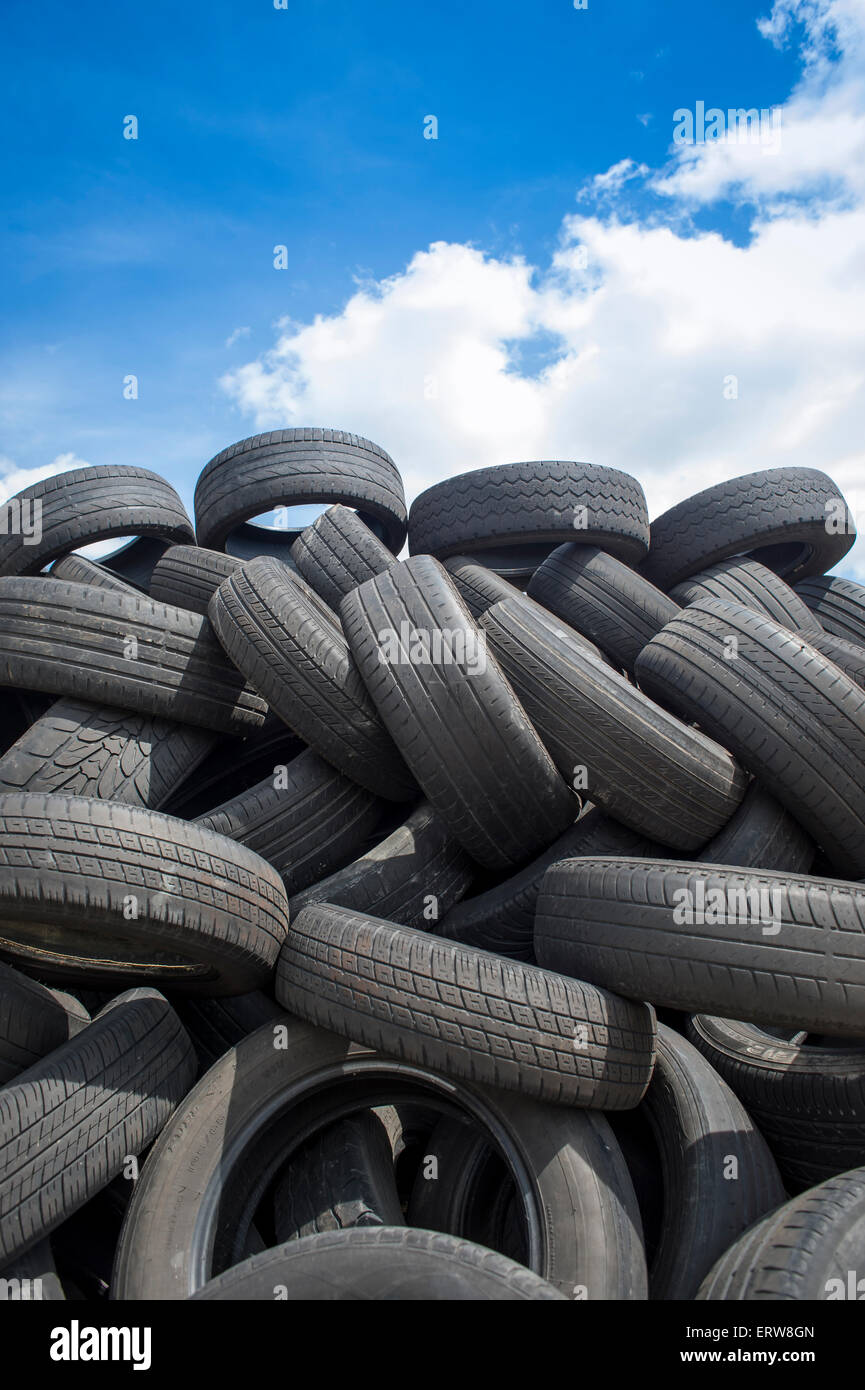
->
[[2, 0, 864, 574]]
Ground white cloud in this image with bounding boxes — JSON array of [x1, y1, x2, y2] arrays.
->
[[0, 452, 90, 505], [225, 326, 252, 349], [220, 0, 865, 580]]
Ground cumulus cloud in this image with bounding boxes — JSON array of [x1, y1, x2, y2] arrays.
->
[[225, 326, 252, 349], [220, 0, 865, 578], [0, 452, 90, 505]]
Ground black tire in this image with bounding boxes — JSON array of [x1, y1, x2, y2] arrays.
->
[[480, 594, 746, 851], [111, 1016, 647, 1299], [287, 801, 474, 928], [159, 713, 304, 820], [808, 630, 865, 689], [0, 464, 194, 578], [196, 749, 385, 893], [0, 792, 290, 994], [192, 1227, 565, 1301], [0, 699, 215, 807], [0, 1240, 65, 1300], [0, 578, 267, 735], [340, 557, 576, 869], [209, 557, 416, 802], [536, 858, 865, 1037], [0, 988, 195, 1265], [0, 690, 53, 756], [149, 544, 243, 615], [50, 989, 90, 1036], [439, 806, 662, 962], [697, 1167, 865, 1300], [687, 1014, 865, 1192], [640, 467, 854, 590], [0, 962, 74, 1084], [796, 574, 865, 648], [669, 557, 821, 635], [528, 544, 679, 673], [408, 460, 650, 569], [441, 557, 524, 619], [610, 1024, 785, 1301], [290, 504, 396, 609], [695, 781, 815, 874], [194, 428, 407, 556], [635, 597, 865, 876], [174, 990, 284, 1073], [50, 553, 138, 593], [276, 902, 656, 1109], [272, 1110, 404, 1241], [405, 1115, 525, 1260]]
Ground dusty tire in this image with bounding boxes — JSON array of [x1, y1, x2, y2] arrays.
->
[[290, 505, 396, 609], [695, 781, 815, 874], [479, 593, 746, 850], [174, 990, 284, 1073], [209, 558, 416, 802], [669, 557, 821, 635], [0, 464, 194, 578], [528, 544, 679, 673], [149, 545, 243, 615], [687, 1014, 865, 1192], [111, 1016, 647, 1300], [636, 597, 865, 876], [0, 699, 214, 807], [0, 577, 267, 735], [276, 902, 657, 1110], [808, 630, 865, 689], [0, 962, 75, 1084], [49, 554, 139, 593], [159, 713, 303, 820], [0, 792, 290, 995], [408, 460, 650, 570], [287, 801, 474, 928], [0, 988, 196, 1265], [536, 858, 865, 1038], [340, 557, 576, 869], [697, 1167, 865, 1300], [441, 557, 524, 619], [194, 429, 407, 556], [196, 749, 385, 893], [796, 574, 865, 647], [272, 1110, 404, 1241], [640, 467, 855, 589]]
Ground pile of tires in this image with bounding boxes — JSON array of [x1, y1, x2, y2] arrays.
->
[[1, 437, 864, 1302]]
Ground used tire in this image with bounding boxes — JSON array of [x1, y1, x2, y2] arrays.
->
[[636, 597, 865, 876], [149, 545, 243, 615], [669, 557, 821, 635], [0, 988, 196, 1265], [0, 464, 194, 579], [196, 749, 385, 893], [276, 902, 657, 1110], [408, 460, 650, 571], [287, 801, 474, 928], [0, 962, 75, 1084], [441, 557, 524, 620], [272, 1110, 404, 1241], [697, 1167, 865, 1300], [159, 713, 303, 820], [340, 557, 576, 869], [50, 554, 138, 593], [194, 429, 407, 556], [192, 1227, 566, 1301], [290, 505, 396, 609], [536, 858, 865, 1038], [528, 544, 679, 673], [687, 1014, 865, 1192], [0, 699, 215, 807], [479, 593, 746, 851], [0, 792, 290, 995], [209, 558, 416, 802], [112, 1016, 647, 1299], [808, 630, 865, 690], [640, 467, 854, 590], [695, 781, 815, 874], [796, 574, 865, 648], [0, 577, 267, 735]]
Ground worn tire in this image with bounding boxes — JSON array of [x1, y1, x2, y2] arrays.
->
[[209, 558, 415, 802], [194, 429, 407, 556], [272, 1110, 404, 1241], [0, 465, 194, 578], [287, 801, 474, 928], [159, 713, 303, 820], [340, 557, 576, 869], [480, 593, 746, 850], [528, 544, 679, 673], [670, 557, 821, 635], [0, 988, 196, 1265], [688, 1014, 865, 1192], [441, 557, 524, 619], [695, 781, 815, 874], [536, 858, 865, 1037], [290, 505, 396, 609], [697, 1167, 865, 1300], [50, 554, 139, 593], [0, 962, 75, 1085], [196, 749, 385, 893], [808, 630, 865, 690], [0, 792, 290, 994], [0, 577, 267, 735], [276, 902, 656, 1110], [408, 460, 649, 570], [636, 597, 865, 876], [796, 574, 865, 647], [149, 544, 243, 615]]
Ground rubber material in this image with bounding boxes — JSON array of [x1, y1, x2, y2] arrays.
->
[[0, 961, 74, 1085], [290, 505, 396, 609], [272, 1110, 404, 1241], [796, 574, 865, 647], [670, 557, 821, 634], [149, 544, 242, 615]]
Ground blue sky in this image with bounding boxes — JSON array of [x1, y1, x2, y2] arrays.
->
[[2, 0, 864, 574]]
